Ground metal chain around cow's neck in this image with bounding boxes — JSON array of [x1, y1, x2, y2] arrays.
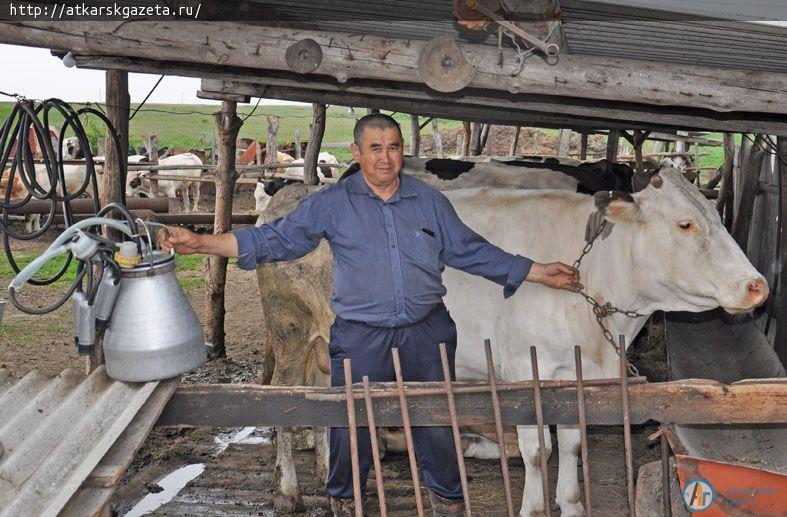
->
[[571, 217, 642, 377]]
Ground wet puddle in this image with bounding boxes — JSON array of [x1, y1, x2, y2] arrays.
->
[[124, 427, 272, 516]]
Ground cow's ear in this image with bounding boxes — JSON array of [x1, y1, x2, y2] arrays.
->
[[594, 190, 641, 222]]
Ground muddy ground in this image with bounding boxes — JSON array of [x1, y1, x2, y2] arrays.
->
[[1, 188, 669, 516]]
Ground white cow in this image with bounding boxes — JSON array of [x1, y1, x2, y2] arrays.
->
[[254, 152, 340, 214], [126, 153, 204, 212], [443, 167, 767, 516]]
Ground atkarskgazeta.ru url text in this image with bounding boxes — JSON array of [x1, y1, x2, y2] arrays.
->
[[8, 2, 202, 19]]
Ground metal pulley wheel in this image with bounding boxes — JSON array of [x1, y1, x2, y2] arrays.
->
[[418, 35, 477, 93], [285, 38, 323, 74]]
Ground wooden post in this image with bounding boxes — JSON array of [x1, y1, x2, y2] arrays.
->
[[148, 131, 159, 195], [694, 143, 702, 185], [294, 129, 302, 159], [431, 119, 443, 158], [775, 137, 787, 364], [303, 104, 326, 185], [367, 108, 380, 115], [96, 138, 106, 160], [479, 123, 491, 154], [557, 129, 572, 157], [579, 132, 588, 161], [255, 140, 263, 165], [732, 134, 767, 253], [469, 123, 482, 156], [606, 129, 620, 161], [210, 129, 217, 164], [205, 100, 243, 359], [101, 69, 129, 207], [510, 126, 521, 156], [266, 115, 279, 165], [409, 114, 420, 156], [718, 133, 735, 229], [461, 121, 471, 156], [90, 70, 130, 373]]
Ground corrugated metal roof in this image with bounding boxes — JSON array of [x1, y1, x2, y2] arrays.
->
[[247, 1, 787, 74], [0, 367, 161, 516]]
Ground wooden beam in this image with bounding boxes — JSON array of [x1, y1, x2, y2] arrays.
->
[[155, 379, 787, 428], [79, 55, 787, 135], [196, 90, 250, 103], [204, 101, 242, 360], [6, 22, 786, 115]]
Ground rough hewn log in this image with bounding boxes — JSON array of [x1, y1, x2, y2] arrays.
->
[[479, 123, 491, 153], [303, 104, 326, 185], [156, 379, 787, 427], [205, 101, 242, 359], [5, 22, 786, 115]]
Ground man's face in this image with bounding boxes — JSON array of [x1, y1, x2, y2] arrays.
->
[[350, 126, 404, 188]]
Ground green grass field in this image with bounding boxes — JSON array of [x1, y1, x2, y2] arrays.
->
[[0, 101, 728, 169], [0, 102, 465, 164]]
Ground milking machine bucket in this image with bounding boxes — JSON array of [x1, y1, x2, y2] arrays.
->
[[103, 251, 206, 382], [9, 216, 206, 383]]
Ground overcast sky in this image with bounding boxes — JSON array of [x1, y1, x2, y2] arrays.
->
[[0, 43, 303, 106]]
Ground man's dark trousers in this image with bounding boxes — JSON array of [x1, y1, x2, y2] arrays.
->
[[326, 304, 462, 501]]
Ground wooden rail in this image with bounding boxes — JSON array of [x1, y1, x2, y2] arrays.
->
[[156, 378, 787, 427]]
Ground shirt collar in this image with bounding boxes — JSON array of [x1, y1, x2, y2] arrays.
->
[[347, 169, 418, 200]]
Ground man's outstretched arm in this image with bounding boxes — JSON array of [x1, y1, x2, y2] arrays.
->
[[158, 227, 239, 257]]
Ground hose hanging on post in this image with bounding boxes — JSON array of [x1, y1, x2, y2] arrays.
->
[[1, 97, 129, 313]]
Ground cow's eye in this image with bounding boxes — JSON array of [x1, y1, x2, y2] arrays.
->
[[677, 221, 696, 232]]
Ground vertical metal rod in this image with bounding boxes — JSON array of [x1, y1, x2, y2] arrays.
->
[[392, 348, 425, 517], [618, 335, 636, 517], [439, 343, 472, 517], [529, 346, 552, 517], [484, 339, 515, 517], [574, 346, 592, 517], [660, 434, 672, 517], [343, 359, 363, 517], [362, 375, 388, 517]]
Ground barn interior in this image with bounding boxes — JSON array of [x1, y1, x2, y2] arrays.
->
[[0, 0, 785, 515]]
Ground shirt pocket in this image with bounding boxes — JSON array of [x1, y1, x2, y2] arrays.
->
[[410, 229, 441, 273]]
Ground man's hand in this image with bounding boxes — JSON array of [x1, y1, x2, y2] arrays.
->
[[158, 226, 202, 255], [527, 262, 583, 292]]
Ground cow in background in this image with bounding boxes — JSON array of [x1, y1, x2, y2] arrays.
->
[[126, 153, 204, 212]]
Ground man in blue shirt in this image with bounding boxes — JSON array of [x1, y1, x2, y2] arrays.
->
[[160, 114, 579, 516]]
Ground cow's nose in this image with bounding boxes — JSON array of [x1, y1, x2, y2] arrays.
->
[[746, 278, 769, 307]]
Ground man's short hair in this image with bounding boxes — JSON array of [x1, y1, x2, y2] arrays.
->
[[353, 114, 403, 147]]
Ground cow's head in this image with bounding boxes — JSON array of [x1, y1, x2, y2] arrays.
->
[[596, 167, 768, 314]]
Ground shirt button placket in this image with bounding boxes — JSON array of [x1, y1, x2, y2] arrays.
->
[[383, 205, 406, 325]]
